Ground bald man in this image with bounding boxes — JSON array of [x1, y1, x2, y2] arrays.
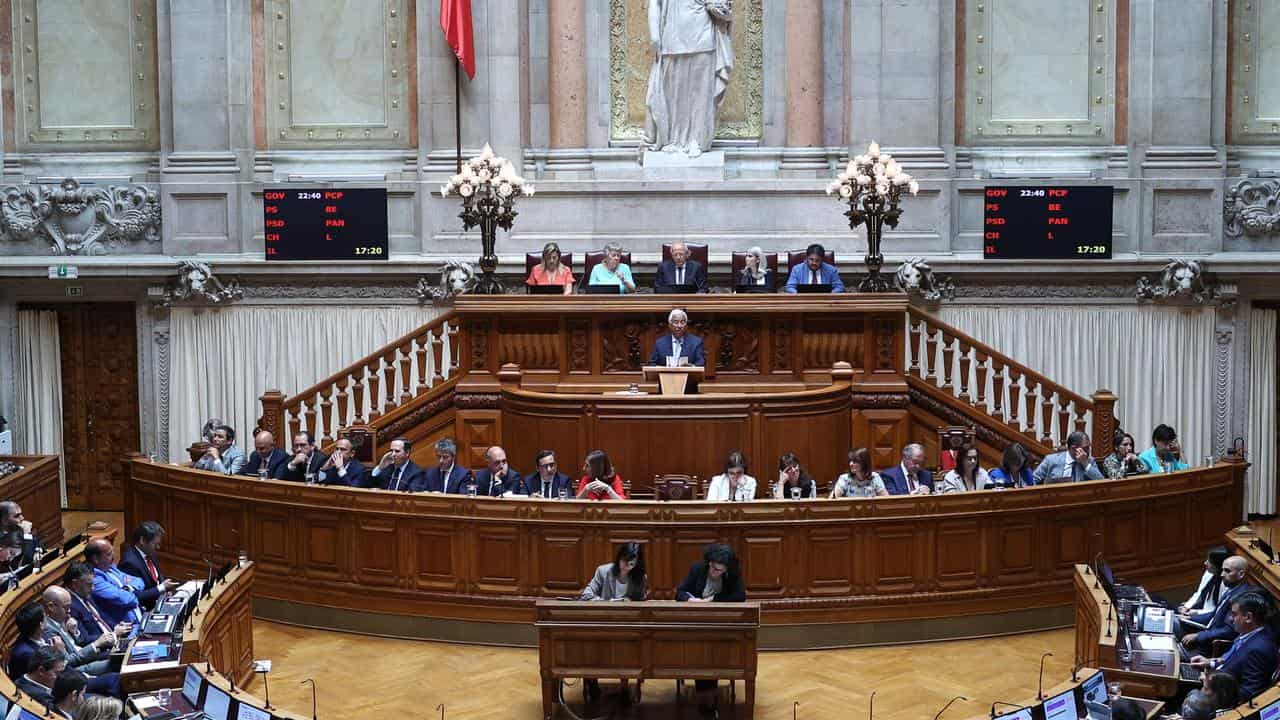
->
[[1180, 555, 1257, 653], [83, 539, 147, 627], [238, 431, 290, 479], [472, 446, 523, 497], [41, 586, 113, 674], [653, 241, 708, 293]]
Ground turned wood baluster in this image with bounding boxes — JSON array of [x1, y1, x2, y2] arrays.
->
[[975, 353, 990, 410], [368, 360, 383, 421], [926, 327, 941, 382], [415, 333, 428, 394], [431, 327, 446, 384], [446, 322, 461, 376], [336, 376, 350, 429], [1074, 409, 1088, 435], [941, 335, 957, 389], [305, 395, 319, 440], [1039, 387, 1054, 445], [351, 369, 366, 425], [398, 343, 413, 403], [991, 363, 1007, 422], [1008, 373, 1024, 430], [908, 319, 923, 374], [957, 343, 973, 402], [319, 390, 334, 445], [289, 400, 304, 441], [1057, 401, 1070, 449], [1025, 382, 1041, 438], [382, 351, 397, 410]]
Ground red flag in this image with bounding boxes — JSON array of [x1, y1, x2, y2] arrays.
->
[[441, 0, 476, 79]]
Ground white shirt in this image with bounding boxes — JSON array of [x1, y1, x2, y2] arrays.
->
[[705, 474, 757, 502]]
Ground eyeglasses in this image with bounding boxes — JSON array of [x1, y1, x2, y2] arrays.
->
[[539, 462, 557, 469]]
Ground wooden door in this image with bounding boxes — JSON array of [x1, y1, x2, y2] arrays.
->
[[56, 303, 140, 510]]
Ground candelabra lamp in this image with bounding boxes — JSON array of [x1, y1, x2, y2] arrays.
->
[[440, 144, 535, 295], [827, 141, 920, 292]]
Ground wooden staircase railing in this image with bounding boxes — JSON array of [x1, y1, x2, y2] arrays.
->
[[906, 307, 1117, 456], [258, 312, 460, 444]]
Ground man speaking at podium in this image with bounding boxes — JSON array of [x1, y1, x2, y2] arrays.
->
[[649, 309, 706, 392]]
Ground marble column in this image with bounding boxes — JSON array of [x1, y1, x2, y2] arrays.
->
[[782, 0, 826, 172], [549, 0, 587, 148]]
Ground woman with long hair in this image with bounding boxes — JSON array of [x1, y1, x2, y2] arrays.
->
[[581, 542, 649, 602], [831, 448, 888, 498], [576, 450, 627, 500], [988, 443, 1036, 489], [525, 241, 575, 294], [774, 452, 817, 499], [938, 444, 991, 493], [706, 451, 757, 502]]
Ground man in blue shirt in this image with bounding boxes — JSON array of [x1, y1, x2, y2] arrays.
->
[[1139, 424, 1190, 474], [784, 243, 845, 293]]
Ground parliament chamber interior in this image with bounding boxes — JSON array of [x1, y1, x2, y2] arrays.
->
[[1, 1, 1280, 719]]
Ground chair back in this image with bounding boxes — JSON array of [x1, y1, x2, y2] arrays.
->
[[786, 249, 836, 270], [654, 474, 702, 501], [342, 425, 375, 463], [661, 243, 709, 268], [525, 252, 575, 278], [936, 425, 976, 470], [730, 251, 779, 278], [582, 250, 634, 287]]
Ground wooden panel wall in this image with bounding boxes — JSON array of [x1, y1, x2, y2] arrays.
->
[[0, 455, 65, 548]]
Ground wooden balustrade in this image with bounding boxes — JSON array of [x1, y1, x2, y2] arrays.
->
[[906, 307, 1117, 457], [258, 313, 459, 443]]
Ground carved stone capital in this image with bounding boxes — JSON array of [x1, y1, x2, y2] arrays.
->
[[1224, 178, 1280, 238], [0, 178, 161, 255]]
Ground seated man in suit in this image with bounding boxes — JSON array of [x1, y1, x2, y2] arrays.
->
[[653, 241, 708, 293], [194, 424, 247, 475], [521, 450, 575, 498], [85, 539, 147, 627], [648, 308, 707, 391], [1180, 555, 1254, 652], [1033, 431, 1104, 484], [784, 243, 845, 293], [238, 431, 290, 479], [369, 437, 425, 492], [473, 446, 523, 497], [1191, 592, 1279, 701], [62, 562, 132, 646], [318, 437, 366, 486], [415, 438, 472, 494], [0, 528, 24, 583], [10, 602, 53, 680], [880, 443, 934, 495], [0, 500, 44, 570], [15, 645, 65, 708], [39, 587, 123, 699], [281, 431, 330, 483], [117, 521, 179, 610], [1139, 423, 1190, 474]]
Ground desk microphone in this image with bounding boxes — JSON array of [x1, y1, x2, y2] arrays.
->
[[1106, 605, 1113, 638], [868, 691, 875, 720], [794, 700, 800, 720], [1093, 552, 1104, 589], [1071, 663, 1080, 682], [1037, 652, 1053, 700], [437, 703, 446, 720], [934, 696, 967, 720], [301, 678, 318, 720], [990, 701, 1025, 719]]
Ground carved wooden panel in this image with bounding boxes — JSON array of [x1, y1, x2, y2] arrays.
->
[[702, 318, 761, 374], [474, 528, 521, 594], [497, 319, 561, 370], [457, 411, 500, 469], [567, 319, 591, 373], [1049, 510, 1093, 577], [264, 0, 413, 148], [300, 513, 344, 581], [1230, 0, 1280, 142], [740, 533, 784, 597], [962, 0, 1116, 144], [208, 499, 247, 562], [1146, 496, 1189, 567], [936, 520, 982, 589], [992, 520, 1037, 585], [600, 318, 658, 373], [806, 528, 853, 595], [353, 519, 397, 585], [1101, 505, 1143, 569], [651, 635, 747, 669], [801, 317, 864, 371], [870, 524, 918, 592], [761, 412, 848, 494], [854, 410, 910, 473], [412, 528, 457, 591], [253, 508, 292, 572], [536, 532, 587, 594], [593, 417, 747, 490], [168, 493, 208, 560], [11, 0, 159, 150]]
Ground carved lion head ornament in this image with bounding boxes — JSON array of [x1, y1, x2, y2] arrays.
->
[[1136, 258, 1221, 305], [893, 257, 955, 302], [418, 260, 477, 303]]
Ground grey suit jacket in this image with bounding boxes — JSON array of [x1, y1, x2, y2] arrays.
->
[[580, 563, 645, 601], [43, 616, 108, 668], [1033, 450, 1104, 484]]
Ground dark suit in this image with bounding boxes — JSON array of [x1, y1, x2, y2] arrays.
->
[[320, 458, 366, 487], [414, 463, 472, 494], [1218, 626, 1279, 700], [654, 259, 708, 293], [15, 675, 53, 706], [117, 545, 164, 610], [473, 468, 523, 497], [736, 268, 775, 292], [238, 448, 290, 479], [279, 450, 330, 482], [1189, 582, 1255, 649], [69, 592, 112, 645], [649, 333, 706, 367], [520, 471, 575, 498], [880, 464, 935, 495], [9, 637, 39, 679], [370, 460, 425, 492], [676, 562, 746, 602]]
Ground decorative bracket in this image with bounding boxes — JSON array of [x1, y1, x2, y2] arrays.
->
[[1224, 178, 1280, 238]]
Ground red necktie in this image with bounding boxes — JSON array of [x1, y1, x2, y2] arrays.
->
[[82, 595, 112, 636], [145, 554, 159, 583]]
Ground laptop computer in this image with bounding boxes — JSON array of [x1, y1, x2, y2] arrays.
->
[[734, 285, 773, 294], [656, 284, 698, 294], [583, 285, 621, 295], [527, 284, 564, 295], [795, 284, 833, 294]]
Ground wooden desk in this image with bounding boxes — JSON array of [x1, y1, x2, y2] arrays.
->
[[0, 455, 65, 549], [535, 600, 759, 720], [1072, 565, 1180, 698]]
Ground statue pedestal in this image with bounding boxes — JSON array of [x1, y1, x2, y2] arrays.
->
[[642, 150, 725, 181]]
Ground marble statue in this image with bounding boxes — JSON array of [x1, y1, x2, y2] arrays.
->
[[644, 0, 733, 158]]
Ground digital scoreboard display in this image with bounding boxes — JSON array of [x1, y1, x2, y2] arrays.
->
[[263, 187, 388, 261], [983, 186, 1113, 260]]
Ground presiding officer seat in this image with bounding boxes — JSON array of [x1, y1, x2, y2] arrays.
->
[[580, 249, 634, 291], [654, 474, 702, 501], [786, 248, 836, 270], [524, 251, 575, 279], [660, 243, 709, 268], [730, 251, 779, 280]]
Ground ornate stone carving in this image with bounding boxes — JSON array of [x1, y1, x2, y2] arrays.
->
[[244, 283, 419, 299], [0, 178, 160, 255], [154, 326, 171, 462], [954, 283, 1132, 299], [894, 257, 956, 302], [379, 390, 457, 440], [1136, 259, 1221, 305], [1215, 326, 1232, 455], [874, 318, 896, 371], [162, 261, 242, 306], [1224, 178, 1280, 238], [420, 260, 477, 304]]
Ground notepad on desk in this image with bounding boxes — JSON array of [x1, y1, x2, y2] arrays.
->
[[1136, 634, 1176, 651]]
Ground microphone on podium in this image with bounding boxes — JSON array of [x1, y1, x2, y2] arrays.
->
[[1037, 652, 1054, 700], [990, 701, 1025, 719], [301, 678, 318, 720], [934, 696, 968, 720], [868, 690, 875, 720]]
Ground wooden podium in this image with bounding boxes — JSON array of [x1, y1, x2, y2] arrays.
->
[[642, 365, 705, 395]]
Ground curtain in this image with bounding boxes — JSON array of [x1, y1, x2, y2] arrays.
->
[[169, 305, 445, 460], [15, 310, 64, 496], [937, 305, 1216, 464], [1248, 309, 1277, 515]]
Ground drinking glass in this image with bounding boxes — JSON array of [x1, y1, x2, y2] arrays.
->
[[257, 467, 267, 480], [1106, 682, 1122, 701], [157, 688, 171, 706], [790, 486, 801, 500], [558, 487, 568, 500], [466, 482, 478, 497], [304, 472, 316, 485]]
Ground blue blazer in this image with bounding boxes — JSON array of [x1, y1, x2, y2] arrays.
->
[[1220, 626, 1279, 700], [1192, 582, 1256, 645], [416, 464, 472, 494], [473, 468, 524, 496], [320, 459, 366, 487], [238, 448, 290, 479], [880, 465, 935, 495], [653, 259, 708, 293], [784, 262, 845, 293], [519, 471, 575, 498], [649, 333, 706, 367], [91, 566, 145, 627], [987, 467, 1037, 488], [370, 460, 425, 492]]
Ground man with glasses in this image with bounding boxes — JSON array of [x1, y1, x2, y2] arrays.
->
[[521, 450, 574, 499], [473, 446, 523, 497], [281, 431, 329, 483]]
